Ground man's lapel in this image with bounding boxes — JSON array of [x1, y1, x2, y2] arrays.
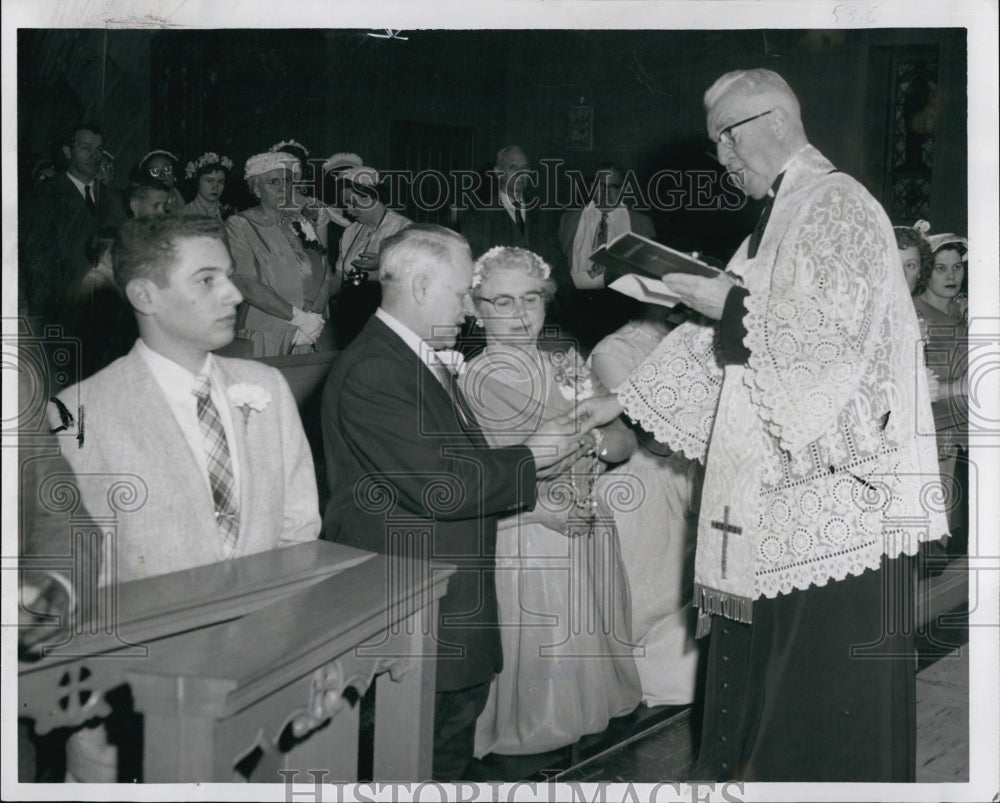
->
[[119, 349, 217, 525], [367, 317, 487, 444]]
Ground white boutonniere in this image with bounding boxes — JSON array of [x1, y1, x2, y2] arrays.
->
[[228, 383, 271, 426]]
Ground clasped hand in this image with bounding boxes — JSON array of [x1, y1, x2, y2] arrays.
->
[[291, 306, 326, 346], [525, 394, 625, 478]]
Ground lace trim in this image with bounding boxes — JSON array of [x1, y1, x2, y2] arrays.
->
[[755, 524, 925, 599], [742, 182, 900, 456], [616, 321, 722, 463]]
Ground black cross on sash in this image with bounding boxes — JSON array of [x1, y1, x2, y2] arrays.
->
[[710, 506, 743, 580]]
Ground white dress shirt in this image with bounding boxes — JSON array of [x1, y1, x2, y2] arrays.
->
[[499, 190, 525, 224], [65, 171, 96, 204], [135, 339, 241, 499], [375, 308, 455, 388]]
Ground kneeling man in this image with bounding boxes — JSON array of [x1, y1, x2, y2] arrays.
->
[[50, 214, 320, 585]]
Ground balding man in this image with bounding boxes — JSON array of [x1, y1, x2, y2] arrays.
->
[[459, 145, 560, 263], [320, 224, 597, 780], [585, 69, 945, 781]]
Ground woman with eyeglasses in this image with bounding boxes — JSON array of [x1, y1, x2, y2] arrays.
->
[[457, 246, 640, 759], [224, 151, 338, 357], [137, 149, 186, 213]]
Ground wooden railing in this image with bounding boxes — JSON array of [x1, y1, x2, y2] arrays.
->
[[19, 541, 452, 782]]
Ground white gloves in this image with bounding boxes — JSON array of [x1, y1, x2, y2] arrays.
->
[[290, 306, 326, 346]]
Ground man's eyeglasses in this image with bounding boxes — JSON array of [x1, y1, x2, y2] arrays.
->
[[147, 164, 173, 177], [714, 109, 774, 148], [477, 292, 546, 314]]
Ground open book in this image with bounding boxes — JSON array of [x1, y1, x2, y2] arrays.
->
[[590, 231, 721, 281], [592, 231, 722, 308]]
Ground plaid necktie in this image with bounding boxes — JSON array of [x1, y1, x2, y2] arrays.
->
[[192, 373, 239, 556], [84, 184, 96, 215]]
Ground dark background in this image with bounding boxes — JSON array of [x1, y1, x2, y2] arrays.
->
[[17, 27, 967, 262]]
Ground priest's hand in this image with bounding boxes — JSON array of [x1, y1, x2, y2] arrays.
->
[[525, 415, 592, 479], [575, 394, 624, 430], [661, 272, 738, 320]]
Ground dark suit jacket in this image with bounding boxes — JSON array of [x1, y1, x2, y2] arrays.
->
[[460, 202, 561, 264], [321, 315, 538, 691], [20, 172, 118, 321]]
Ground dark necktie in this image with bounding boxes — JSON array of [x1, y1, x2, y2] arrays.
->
[[514, 201, 525, 238], [747, 171, 785, 259], [430, 357, 470, 426], [593, 211, 609, 247], [192, 374, 239, 556], [84, 184, 96, 215]]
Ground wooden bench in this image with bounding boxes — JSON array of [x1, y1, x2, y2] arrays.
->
[[19, 541, 452, 782]]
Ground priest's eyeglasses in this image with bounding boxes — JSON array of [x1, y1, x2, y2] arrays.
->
[[477, 292, 546, 313], [715, 109, 774, 148]]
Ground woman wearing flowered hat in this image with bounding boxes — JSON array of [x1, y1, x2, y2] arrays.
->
[[180, 151, 236, 219], [225, 150, 337, 357]]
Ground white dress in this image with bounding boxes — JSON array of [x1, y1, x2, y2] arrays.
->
[[460, 343, 641, 756], [591, 321, 701, 705]]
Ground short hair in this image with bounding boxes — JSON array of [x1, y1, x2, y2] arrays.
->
[[496, 145, 527, 166], [66, 123, 103, 147], [113, 215, 228, 290], [472, 246, 557, 300], [914, 240, 969, 296], [703, 69, 801, 119], [893, 226, 934, 293], [378, 225, 471, 297], [126, 170, 171, 204]]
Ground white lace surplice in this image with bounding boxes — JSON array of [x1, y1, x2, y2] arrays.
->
[[618, 146, 946, 622]]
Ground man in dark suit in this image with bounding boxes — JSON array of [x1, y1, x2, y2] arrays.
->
[[457, 145, 564, 354], [20, 123, 117, 323], [557, 162, 658, 351], [460, 145, 561, 261], [320, 224, 596, 780]]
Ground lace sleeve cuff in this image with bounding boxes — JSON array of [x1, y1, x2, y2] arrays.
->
[[616, 321, 723, 463]]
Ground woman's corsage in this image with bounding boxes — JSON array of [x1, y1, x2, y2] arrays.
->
[[292, 219, 325, 253], [551, 348, 595, 401], [228, 384, 271, 427]]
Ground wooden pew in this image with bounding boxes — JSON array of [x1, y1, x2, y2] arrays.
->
[[257, 351, 339, 408], [19, 541, 452, 782]]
